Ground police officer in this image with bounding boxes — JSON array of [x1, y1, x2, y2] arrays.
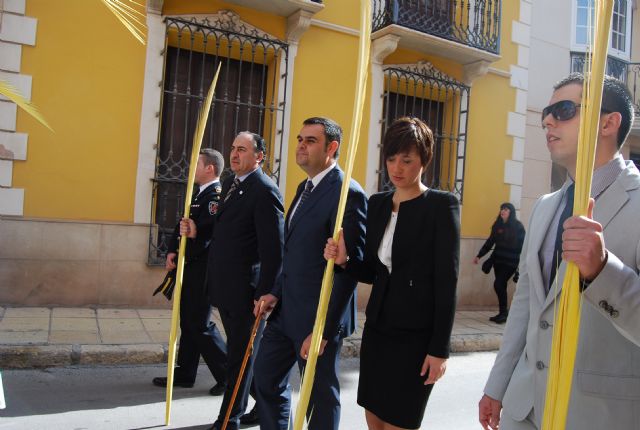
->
[[152, 148, 228, 395]]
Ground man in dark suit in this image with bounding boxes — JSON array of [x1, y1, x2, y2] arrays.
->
[[152, 148, 227, 395], [183, 132, 284, 430], [253, 117, 367, 430]]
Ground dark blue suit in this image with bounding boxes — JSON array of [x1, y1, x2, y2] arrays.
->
[[254, 166, 367, 430]]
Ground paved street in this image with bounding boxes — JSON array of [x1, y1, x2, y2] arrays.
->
[[0, 352, 495, 430], [0, 307, 504, 368]]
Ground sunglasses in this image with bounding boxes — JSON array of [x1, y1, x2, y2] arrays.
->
[[541, 100, 612, 124]]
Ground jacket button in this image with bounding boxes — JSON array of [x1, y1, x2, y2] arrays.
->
[[599, 300, 609, 309], [536, 361, 545, 370], [610, 310, 620, 318], [539, 320, 549, 329]]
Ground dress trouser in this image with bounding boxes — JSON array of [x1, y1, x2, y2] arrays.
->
[[214, 306, 264, 427], [254, 318, 342, 430], [176, 259, 227, 384]]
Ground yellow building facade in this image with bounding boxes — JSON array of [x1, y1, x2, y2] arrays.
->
[[0, 0, 528, 308]]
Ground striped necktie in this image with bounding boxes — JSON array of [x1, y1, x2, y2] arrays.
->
[[224, 178, 240, 203], [290, 180, 314, 225]]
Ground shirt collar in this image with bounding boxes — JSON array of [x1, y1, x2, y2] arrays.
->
[[566, 154, 625, 199], [237, 167, 259, 183], [308, 162, 337, 188], [198, 179, 219, 195]]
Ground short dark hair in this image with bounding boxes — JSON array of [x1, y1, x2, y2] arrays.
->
[[554, 72, 634, 147], [239, 131, 266, 164], [303, 117, 342, 158], [382, 117, 434, 167], [199, 148, 224, 176]]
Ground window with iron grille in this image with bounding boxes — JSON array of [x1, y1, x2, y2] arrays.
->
[[148, 14, 289, 265], [378, 65, 470, 201]]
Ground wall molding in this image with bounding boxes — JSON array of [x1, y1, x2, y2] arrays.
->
[[504, 0, 531, 210], [0, 0, 35, 216], [310, 18, 359, 36]]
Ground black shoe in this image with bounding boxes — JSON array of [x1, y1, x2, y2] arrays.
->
[[208, 421, 238, 430], [493, 313, 508, 324], [239, 405, 259, 425], [152, 376, 194, 388], [489, 313, 501, 322], [209, 382, 227, 396]]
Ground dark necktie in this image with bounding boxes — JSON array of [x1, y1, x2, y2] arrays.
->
[[224, 178, 240, 203], [290, 180, 314, 225], [548, 183, 575, 292]]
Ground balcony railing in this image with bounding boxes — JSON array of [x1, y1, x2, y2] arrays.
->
[[372, 0, 501, 55], [627, 63, 640, 116], [570, 52, 640, 116]]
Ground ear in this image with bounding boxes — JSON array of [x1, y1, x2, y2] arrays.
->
[[327, 140, 339, 157], [256, 150, 265, 163], [600, 111, 622, 140]]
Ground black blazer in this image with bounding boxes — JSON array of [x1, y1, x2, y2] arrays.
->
[[347, 189, 460, 358], [271, 167, 367, 341], [207, 168, 285, 311], [168, 181, 221, 263]]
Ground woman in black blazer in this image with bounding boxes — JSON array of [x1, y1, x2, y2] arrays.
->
[[325, 117, 460, 429]]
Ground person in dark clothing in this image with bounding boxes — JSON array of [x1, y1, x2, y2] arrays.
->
[[325, 117, 460, 430], [152, 148, 228, 395], [473, 202, 525, 324]]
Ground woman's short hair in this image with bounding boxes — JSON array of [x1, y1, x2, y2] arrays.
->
[[382, 117, 434, 167]]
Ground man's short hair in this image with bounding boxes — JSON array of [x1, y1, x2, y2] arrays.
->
[[303, 117, 342, 158], [239, 131, 266, 165], [200, 148, 224, 176], [554, 72, 635, 147]]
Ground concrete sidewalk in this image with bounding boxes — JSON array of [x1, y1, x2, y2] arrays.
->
[[0, 307, 504, 369]]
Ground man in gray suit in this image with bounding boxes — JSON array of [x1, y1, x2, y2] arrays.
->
[[479, 73, 640, 430]]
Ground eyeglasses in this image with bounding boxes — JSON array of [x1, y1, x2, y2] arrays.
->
[[541, 100, 612, 125]]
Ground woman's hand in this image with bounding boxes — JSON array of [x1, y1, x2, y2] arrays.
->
[[324, 229, 348, 267], [421, 354, 447, 385]]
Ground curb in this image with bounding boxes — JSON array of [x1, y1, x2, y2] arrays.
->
[[0, 334, 501, 369]]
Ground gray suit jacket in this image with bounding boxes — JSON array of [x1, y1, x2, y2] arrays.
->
[[484, 161, 640, 429]]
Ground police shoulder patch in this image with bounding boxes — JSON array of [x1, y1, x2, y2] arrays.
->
[[208, 201, 218, 215]]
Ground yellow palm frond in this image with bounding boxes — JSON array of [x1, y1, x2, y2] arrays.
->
[[100, 0, 146, 45], [0, 80, 53, 132]]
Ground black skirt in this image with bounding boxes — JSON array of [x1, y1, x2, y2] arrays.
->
[[357, 324, 435, 429]]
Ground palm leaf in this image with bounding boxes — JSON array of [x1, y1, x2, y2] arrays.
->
[[100, 0, 146, 45], [0, 80, 53, 132]]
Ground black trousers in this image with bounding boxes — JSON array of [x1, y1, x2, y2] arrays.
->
[[214, 306, 264, 427], [176, 260, 227, 384], [492, 263, 517, 314]]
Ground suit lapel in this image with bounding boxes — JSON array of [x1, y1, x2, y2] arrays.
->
[[370, 193, 393, 266], [543, 163, 640, 308], [530, 187, 567, 306], [217, 169, 259, 216], [593, 177, 630, 230], [287, 167, 341, 237], [285, 181, 306, 236]]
